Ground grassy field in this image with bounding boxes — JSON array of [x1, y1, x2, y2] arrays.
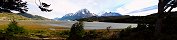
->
[[0, 13, 31, 20], [0, 13, 123, 40], [0, 20, 69, 40], [0, 20, 122, 40], [0, 20, 68, 30]]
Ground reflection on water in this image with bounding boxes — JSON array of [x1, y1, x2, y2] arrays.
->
[[48, 21, 137, 29]]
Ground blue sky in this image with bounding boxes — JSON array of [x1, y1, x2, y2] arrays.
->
[[24, 0, 159, 19]]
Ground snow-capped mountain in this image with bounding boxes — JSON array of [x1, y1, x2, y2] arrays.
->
[[64, 13, 74, 17], [101, 12, 122, 16], [57, 9, 97, 20]]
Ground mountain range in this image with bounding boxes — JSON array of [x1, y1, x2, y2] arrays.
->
[[54, 9, 122, 20], [101, 12, 122, 16]]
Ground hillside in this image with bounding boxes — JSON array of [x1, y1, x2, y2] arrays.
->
[[78, 15, 157, 23], [78, 11, 177, 23], [78, 16, 130, 22], [0, 13, 48, 20]]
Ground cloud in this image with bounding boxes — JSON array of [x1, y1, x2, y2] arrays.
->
[[25, 0, 82, 19], [129, 9, 158, 16], [128, 5, 158, 14], [116, 0, 158, 15], [24, 0, 129, 19], [24, 0, 159, 19]]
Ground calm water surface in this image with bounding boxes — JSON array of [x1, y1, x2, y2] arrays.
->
[[48, 21, 137, 29]]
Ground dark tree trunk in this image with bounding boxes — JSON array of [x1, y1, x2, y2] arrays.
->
[[154, 0, 166, 40], [156, 0, 164, 34]]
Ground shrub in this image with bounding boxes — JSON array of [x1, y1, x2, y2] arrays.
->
[[83, 30, 99, 40], [67, 21, 85, 40], [0, 20, 26, 40], [56, 30, 70, 38], [6, 20, 25, 36]]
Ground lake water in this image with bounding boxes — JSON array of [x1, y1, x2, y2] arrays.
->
[[48, 21, 137, 29]]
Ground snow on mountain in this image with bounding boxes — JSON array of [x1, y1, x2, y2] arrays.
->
[[58, 9, 97, 20], [54, 9, 123, 20], [101, 12, 122, 16]]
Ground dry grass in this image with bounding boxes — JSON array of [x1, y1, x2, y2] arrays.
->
[[0, 13, 31, 20], [0, 20, 68, 30], [0, 20, 122, 40]]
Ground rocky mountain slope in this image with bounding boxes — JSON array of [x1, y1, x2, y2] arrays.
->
[[57, 9, 97, 20], [101, 12, 122, 16]]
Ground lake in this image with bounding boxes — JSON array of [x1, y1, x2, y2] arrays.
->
[[48, 21, 137, 29]]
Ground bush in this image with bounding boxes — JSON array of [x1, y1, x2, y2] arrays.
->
[[56, 30, 70, 38], [6, 20, 25, 36], [67, 21, 85, 40], [117, 22, 156, 40], [0, 20, 26, 40], [83, 30, 100, 40]]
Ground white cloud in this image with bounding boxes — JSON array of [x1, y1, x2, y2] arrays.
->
[[24, 0, 159, 19], [117, 0, 158, 15], [24, 0, 126, 19], [129, 9, 158, 16]]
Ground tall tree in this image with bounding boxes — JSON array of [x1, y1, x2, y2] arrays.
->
[[156, 0, 177, 33], [0, 0, 28, 13], [0, 0, 52, 13]]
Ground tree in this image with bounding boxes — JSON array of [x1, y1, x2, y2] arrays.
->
[[156, 0, 177, 33], [35, 0, 53, 12], [67, 21, 85, 40], [0, 0, 52, 13], [0, 0, 28, 13]]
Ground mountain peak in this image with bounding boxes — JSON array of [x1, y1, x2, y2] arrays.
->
[[57, 9, 97, 20], [101, 12, 122, 16], [76, 9, 90, 14], [64, 13, 74, 16]]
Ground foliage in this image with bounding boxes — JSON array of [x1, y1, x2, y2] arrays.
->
[[56, 30, 70, 38], [37, 0, 53, 12], [78, 15, 157, 23], [0, 0, 52, 13], [0, 19, 26, 40], [83, 30, 102, 40], [0, 0, 28, 13], [116, 23, 155, 40], [6, 20, 25, 36], [67, 21, 85, 40], [78, 16, 130, 22], [116, 13, 177, 40]]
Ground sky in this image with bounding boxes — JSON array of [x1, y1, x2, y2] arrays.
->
[[23, 0, 160, 19]]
